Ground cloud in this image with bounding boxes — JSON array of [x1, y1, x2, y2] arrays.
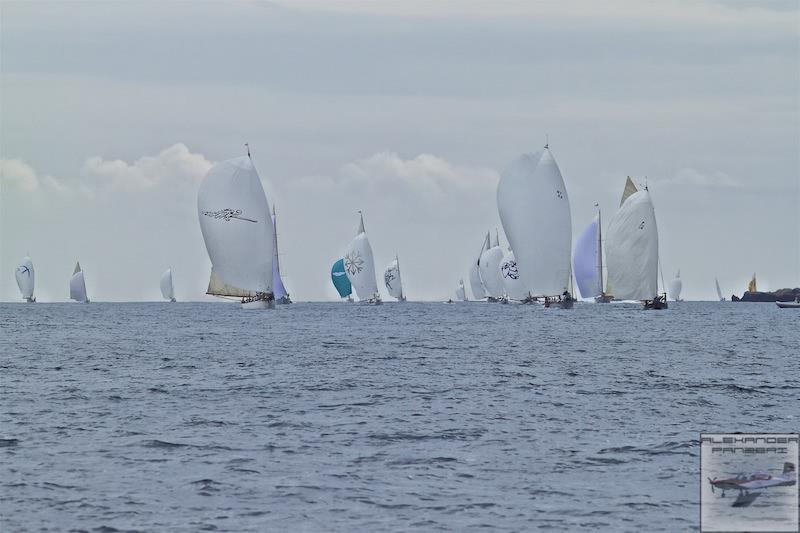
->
[[80, 143, 213, 192], [1, 159, 42, 192], [661, 167, 741, 188]]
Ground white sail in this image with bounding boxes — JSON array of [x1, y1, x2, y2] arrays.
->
[[160, 268, 175, 301], [715, 277, 725, 301], [456, 279, 467, 301], [271, 206, 289, 301], [573, 215, 602, 299], [605, 189, 659, 300], [668, 270, 682, 302], [197, 156, 273, 296], [70, 261, 89, 303], [479, 244, 505, 298], [15, 256, 35, 302], [207, 267, 254, 298], [499, 249, 529, 301], [497, 149, 573, 296], [384, 256, 404, 300], [468, 234, 489, 300], [344, 213, 379, 301]]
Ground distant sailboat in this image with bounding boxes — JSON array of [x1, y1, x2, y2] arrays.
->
[[747, 273, 757, 293], [331, 258, 353, 301], [70, 261, 90, 303], [715, 277, 726, 301], [197, 146, 275, 310], [479, 230, 505, 301], [455, 278, 467, 301], [344, 211, 381, 304], [271, 205, 292, 304], [573, 205, 610, 302], [499, 249, 529, 301], [15, 256, 36, 303], [160, 268, 176, 302], [468, 233, 489, 301], [384, 255, 406, 301], [605, 177, 666, 309], [497, 146, 574, 309], [668, 270, 683, 302]]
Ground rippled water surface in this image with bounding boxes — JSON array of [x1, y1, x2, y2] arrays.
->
[[1, 301, 798, 531]]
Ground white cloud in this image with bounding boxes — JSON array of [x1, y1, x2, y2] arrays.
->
[[80, 143, 213, 192], [0, 159, 41, 192]]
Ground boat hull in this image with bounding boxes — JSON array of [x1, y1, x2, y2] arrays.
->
[[242, 299, 275, 310], [776, 301, 800, 309]]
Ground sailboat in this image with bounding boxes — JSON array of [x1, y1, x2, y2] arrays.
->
[[573, 205, 611, 302], [668, 270, 683, 302], [15, 256, 36, 303], [605, 177, 666, 309], [715, 277, 726, 301], [331, 258, 353, 301], [344, 211, 381, 304], [384, 255, 406, 301], [455, 279, 468, 301], [160, 268, 176, 302], [747, 273, 757, 293], [499, 249, 529, 302], [497, 145, 574, 309], [468, 233, 490, 301], [479, 230, 505, 302], [271, 205, 292, 304], [70, 261, 90, 303], [197, 146, 275, 309]]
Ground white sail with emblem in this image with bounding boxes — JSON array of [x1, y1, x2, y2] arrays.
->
[[499, 249, 528, 300], [497, 148, 573, 297], [384, 256, 404, 300], [605, 189, 659, 300], [15, 256, 35, 302], [344, 212, 379, 301], [197, 155, 274, 297]]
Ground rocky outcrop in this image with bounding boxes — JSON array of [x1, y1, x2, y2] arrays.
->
[[733, 288, 800, 302]]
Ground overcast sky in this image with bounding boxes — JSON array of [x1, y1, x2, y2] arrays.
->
[[1, 0, 798, 302]]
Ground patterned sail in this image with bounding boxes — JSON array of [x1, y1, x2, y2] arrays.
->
[[384, 257, 404, 300], [197, 156, 274, 296], [573, 215, 601, 298], [605, 189, 659, 300], [479, 245, 505, 298], [15, 256, 35, 301], [499, 250, 528, 300], [331, 259, 352, 298], [497, 149, 573, 296], [344, 213, 379, 301]]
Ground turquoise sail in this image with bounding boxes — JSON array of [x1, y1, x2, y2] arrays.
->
[[331, 258, 352, 298]]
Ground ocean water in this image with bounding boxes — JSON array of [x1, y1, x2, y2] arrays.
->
[[1, 301, 797, 532]]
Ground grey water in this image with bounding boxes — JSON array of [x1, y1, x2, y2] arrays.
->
[[1, 301, 797, 532]]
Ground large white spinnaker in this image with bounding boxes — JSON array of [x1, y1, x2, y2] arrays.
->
[[605, 189, 659, 301], [161, 268, 176, 302], [15, 256, 35, 302], [468, 233, 490, 300], [479, 233, 505, 299], [668, 270, 682, 302], [384, 256, 405, 301], [70, 261, 89, 303], [497, 148, 573, 297], [344, 212, 380, 302], [499, 249, 528, 301], [573, 214, 602, 299], [197, 154, 274, 303]]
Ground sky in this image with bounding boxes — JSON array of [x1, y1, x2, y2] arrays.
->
[[1, 0, 798, 302]]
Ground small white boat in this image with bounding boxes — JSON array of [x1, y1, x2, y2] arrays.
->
[[776, 298, 800, 309]]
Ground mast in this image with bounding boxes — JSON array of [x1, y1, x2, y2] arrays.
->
[[596, 203, 604, 296]]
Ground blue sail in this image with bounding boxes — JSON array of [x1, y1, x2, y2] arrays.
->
[[331, 258, 352, 298], [573, 216, 601, 298]]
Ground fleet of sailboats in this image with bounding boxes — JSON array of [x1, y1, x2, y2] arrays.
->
[[197, 147, 275, 309], [70, 262, 89, 303], [160, 268, 176, 302], [15, 256, 35, 303]]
